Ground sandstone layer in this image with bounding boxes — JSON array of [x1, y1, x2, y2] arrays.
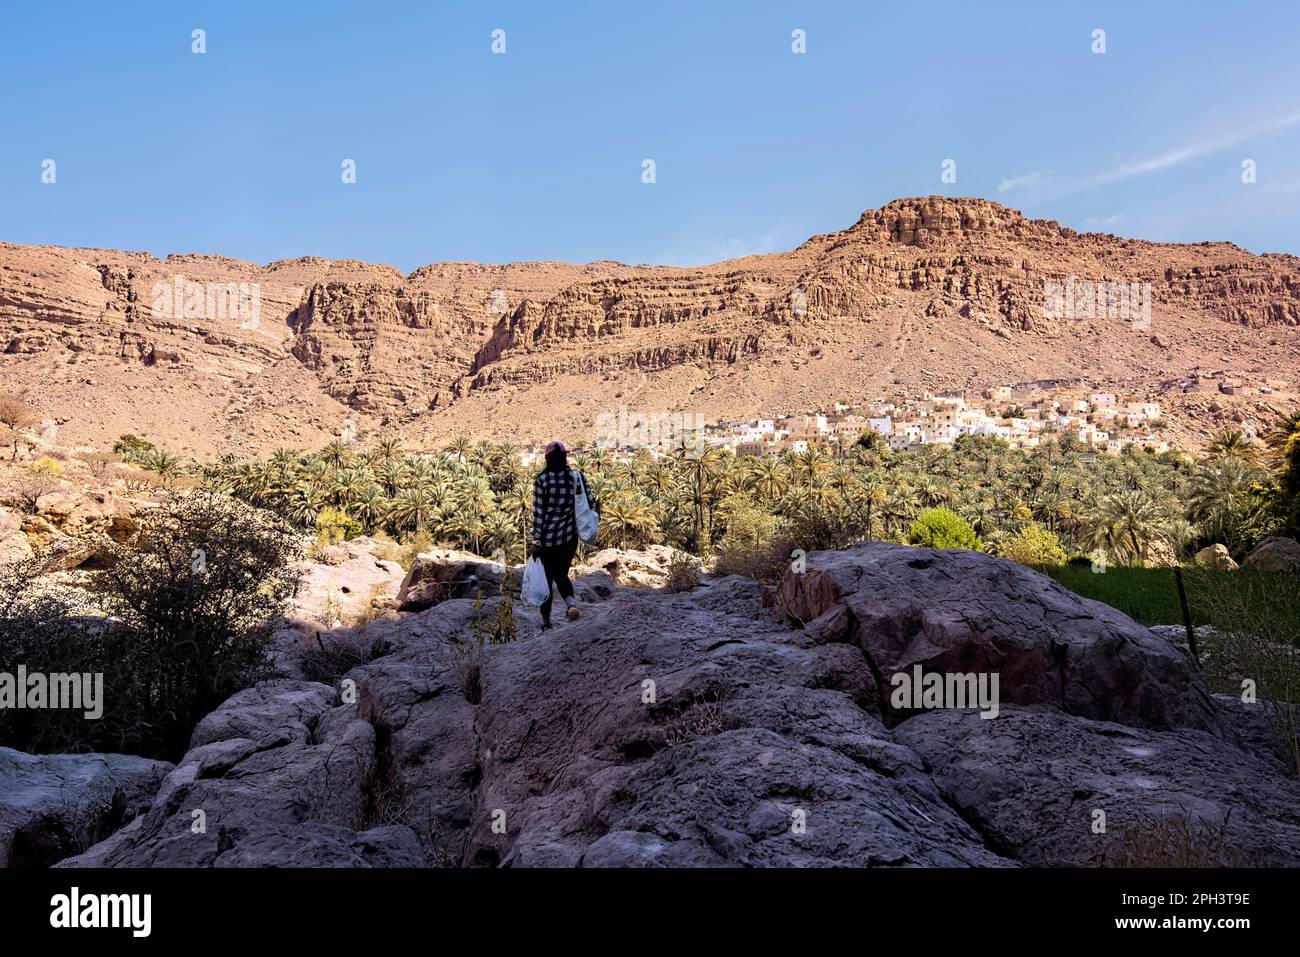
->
[[2, 197, 1297, 457]]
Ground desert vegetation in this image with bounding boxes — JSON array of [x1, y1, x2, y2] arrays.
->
[[0, 491, 299, 759], [174, 413, 1300, 583]]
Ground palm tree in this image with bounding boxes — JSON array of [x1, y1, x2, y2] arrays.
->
[[882, 485, 920, 539], [284, 482, 329, 528], [270, 447, 300, 474], [481, 511, 522, 562], [321, 439, 351, 471], [601, 494, 661, 549], [378, 459, 409, 497], [747, 457, 790, 504], [791, 447, 831, 488], [1265, 412, 1300, 530], [1187, 457, 1272, 555], [389, 487, 439, 533], [914, 474, 949, 508], [851, 472, 888, 539], [1088, 488, 1167, 565], [373, 437, 401, 460], [499, 486, 532, 548], [672, 445, 723, 553], [329, 467, 371, 509], [1205, 428, 1260, 464], [452, 476, 497, 554], [446, 436, 472, 463], [351, 484, 389, 532]]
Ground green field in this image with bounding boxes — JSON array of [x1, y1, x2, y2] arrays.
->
[[1040, 564, 1299, 630]]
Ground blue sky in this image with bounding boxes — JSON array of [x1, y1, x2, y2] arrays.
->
[[2, 1, 1299, 272]]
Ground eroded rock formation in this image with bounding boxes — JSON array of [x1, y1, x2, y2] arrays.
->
[[51, 544, 1300, 869], [2, 197, 1297, 456]]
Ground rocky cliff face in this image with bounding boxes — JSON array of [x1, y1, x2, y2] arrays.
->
[[2, 196, 1297, 456]]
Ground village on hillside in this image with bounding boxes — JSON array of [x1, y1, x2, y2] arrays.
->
[[558, 372, 1296, 462], [574, 383, 1170, 461]]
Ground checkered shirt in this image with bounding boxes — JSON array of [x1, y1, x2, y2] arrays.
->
[[532, 469, 597, 547]]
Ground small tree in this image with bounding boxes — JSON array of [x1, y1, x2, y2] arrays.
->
[[112, 433, 156, 465], [97, 489, 302, 757], [1000, 523, 1068, 566], [14, 457, 63, 512], [315, 506, 362, 546], [908, 507, 982, 551], [0, 390, 37, 461]]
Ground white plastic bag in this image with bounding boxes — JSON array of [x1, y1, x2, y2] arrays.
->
[[572, 470, 600, 545], [521, 557, 551, 607]]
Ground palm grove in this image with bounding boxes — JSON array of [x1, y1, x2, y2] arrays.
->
[[169, 413, 1300, 577]]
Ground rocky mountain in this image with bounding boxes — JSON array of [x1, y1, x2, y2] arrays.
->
[[2, 197, 1297, 458], [6, 542, 1294, 869]]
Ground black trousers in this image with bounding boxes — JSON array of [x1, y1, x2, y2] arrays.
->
[[538, 538, 578, 623]]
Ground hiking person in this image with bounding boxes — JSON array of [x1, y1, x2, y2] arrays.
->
[[530, 440, 598, 631]]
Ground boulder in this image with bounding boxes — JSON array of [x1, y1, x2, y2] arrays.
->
[[352, 577, 1005, 868], [18, 489, 125, 571], [395, 548, 507, 612], [34, 488, 121, 538], [57, 680, 423, 867], [292, 536, 406, 626], [576, 545, 679, 587], [0, 507, 19, 541], [1194, 543, 1238, 571], [0, 748, 173, 868], [893, 705, 1300, 867], [775, 542, 1218, 731], [1240, 536, 1300, 573], [0, 530, 33, 566]]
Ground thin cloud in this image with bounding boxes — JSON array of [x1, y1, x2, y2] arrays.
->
[[1093, 108, 1300, 185], [997, 171, 1041, 193], [1080, 214, 1123, 228]]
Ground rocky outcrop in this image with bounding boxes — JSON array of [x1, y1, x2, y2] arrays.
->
[[291, 536, 406, 625], [0, 486, 143, 572], [0, 507, 32, 565], [893, 704, 1300, 867], [1240, 535, 1300, 572], [0, 748, 172, 868], [575, 544, 680, 587], [395, 549, 509, 612], [56, 682, 423, 868], [775, 542, 1218, 731], [1194, 543, 1238, 570], [58, 544, 1300, 869]]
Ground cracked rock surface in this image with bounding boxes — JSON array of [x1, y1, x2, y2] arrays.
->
[[55, 544, 1300, 868]]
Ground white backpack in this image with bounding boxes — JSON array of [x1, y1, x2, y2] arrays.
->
[[571, 470, 600, 544]]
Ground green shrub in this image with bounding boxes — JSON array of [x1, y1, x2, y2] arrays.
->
[[0, 560, 112, 754], [1000, 523, 1068, 566], [0, 490, 301, 760], [714, 498, 782, 579], [315, 506, 362, 545], [112, 434, 156, 465], [663, 550, 701, 593], [907, 507, 982, 551]]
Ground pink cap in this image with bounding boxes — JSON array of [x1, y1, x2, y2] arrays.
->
[[545, 440, 567, 454]]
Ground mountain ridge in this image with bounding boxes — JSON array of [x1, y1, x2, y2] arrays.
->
[[2, 196, 1297, 458]]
